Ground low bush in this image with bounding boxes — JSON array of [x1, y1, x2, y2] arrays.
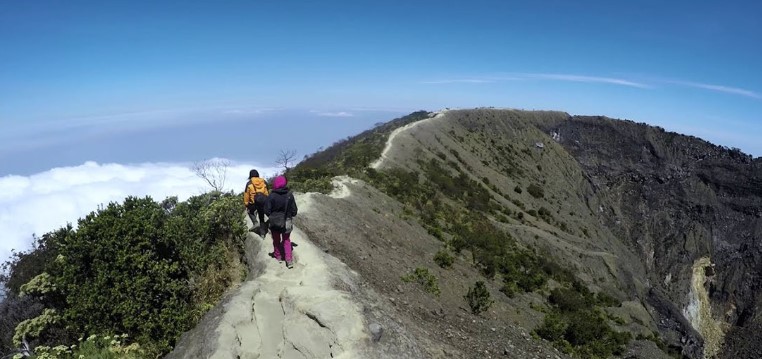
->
[[527, 183, 544, 198], [26, 333, 143, 359], [401, 267, 441, 296], [536, 282, 631, 358], [433, 249, 454, 268], [465, 281, 494, 315]]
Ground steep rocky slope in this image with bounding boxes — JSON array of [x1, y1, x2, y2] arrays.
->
[[367, 108, 761, 358], [296, 177, 573, 359]]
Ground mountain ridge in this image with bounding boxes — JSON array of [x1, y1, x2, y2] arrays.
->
[[288, 108, 762, 358]]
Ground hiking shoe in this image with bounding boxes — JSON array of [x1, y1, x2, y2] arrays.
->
[[286, 261, 294, 269]]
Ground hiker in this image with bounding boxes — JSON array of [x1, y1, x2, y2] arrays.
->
[[265, 175, 298, 268], [244, 169, 269, 235]]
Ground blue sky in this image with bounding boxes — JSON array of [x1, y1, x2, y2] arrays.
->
[[2, 0, 762, 176]]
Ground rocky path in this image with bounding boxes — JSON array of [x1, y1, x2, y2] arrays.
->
[[167, 195, 368, 359]]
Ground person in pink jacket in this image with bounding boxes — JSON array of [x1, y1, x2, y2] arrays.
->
[[264, 175, 298, 268]]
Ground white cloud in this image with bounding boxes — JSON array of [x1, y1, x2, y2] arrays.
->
[[420, 79, 496, 84], [311, 111, 354, 117], [521, 73, 650, 88], [221, 107, 275, 115], [347, 107, 412, 113], [666, 80, 762, 100], [420, 73, 648, 88], [0, 160, 280, 263]]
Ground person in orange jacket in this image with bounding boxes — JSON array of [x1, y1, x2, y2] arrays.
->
[[244, 169, 269, 235]]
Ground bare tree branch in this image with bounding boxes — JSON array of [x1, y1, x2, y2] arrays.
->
[[275, 149, 297, 174], [192, 158, 231, 192]]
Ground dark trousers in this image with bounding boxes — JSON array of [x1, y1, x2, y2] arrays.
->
[[247, 203, 265, 227]]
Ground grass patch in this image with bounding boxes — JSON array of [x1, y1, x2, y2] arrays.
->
[[401, 267, 441, 296]]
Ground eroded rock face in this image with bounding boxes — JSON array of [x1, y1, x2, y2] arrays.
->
[[385, 109, 761, 357], [540, 115, 762, 357]]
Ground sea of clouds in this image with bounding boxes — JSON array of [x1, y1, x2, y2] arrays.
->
[[0, 160, 279, 264]]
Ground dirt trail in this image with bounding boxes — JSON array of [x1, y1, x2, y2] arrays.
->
[[369, 110, 448, 170]]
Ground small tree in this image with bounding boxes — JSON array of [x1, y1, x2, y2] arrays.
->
[[434, 249, 454, 269], [465, 281, 494, 315], [275, 149, 297, 174], [192, 158, 230, 192], [527, 183, 544, 199]]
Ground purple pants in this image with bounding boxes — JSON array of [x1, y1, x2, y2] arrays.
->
[[271, 230, 292, 262]]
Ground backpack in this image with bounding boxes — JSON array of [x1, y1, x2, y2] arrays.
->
[[246, 179, 268, 207], [254, 192, 267, 207]]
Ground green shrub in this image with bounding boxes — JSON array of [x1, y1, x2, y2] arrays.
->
[[290, 177, 335, 194], [527, 184, 544, 198], [401, 268, 441, 296], [516, 271, 546, 292], [500, 281, 519, 298], [0, 294, 45, 353], [73, 334, 144, 358], [19, 272, 55, 297], [464, 281, 494, 315], [536, 282, 631, 357], [434, 249, 455, 269], [535, 311, 567, 342], [52, 197, 194, 354], [513, 185, 522, 194], [425, 225, 445, 241], [611, 315, 626, 325], [28, 333, 144, 359], [1, 229, 66, 296], [549, 286, 593, 313], [449, 235, 467, 254], [4, 193, 247, 357], [495, 213, 510, 223], [13, 309, 59, 346], [511, 198, 525, 209], [596, 292, 621, 307]]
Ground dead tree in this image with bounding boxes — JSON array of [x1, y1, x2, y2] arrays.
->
[[275, 149, 297, 174], [192, 158, 230, 192]]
